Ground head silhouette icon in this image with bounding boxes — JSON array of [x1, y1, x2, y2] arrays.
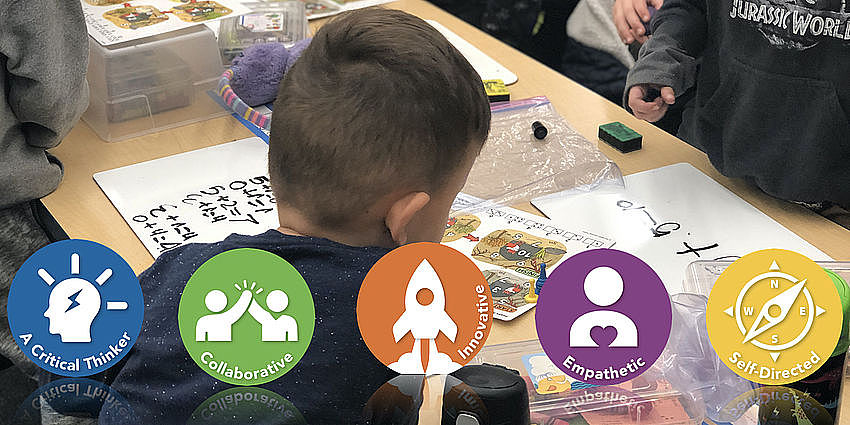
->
[[204, 289, 229, 312], [584, 266, 624, 306], [266, 290, 289, 312], [44, 278, 102, 343]]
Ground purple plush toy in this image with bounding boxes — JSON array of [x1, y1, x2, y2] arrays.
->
[[229, 38, 312, 107]]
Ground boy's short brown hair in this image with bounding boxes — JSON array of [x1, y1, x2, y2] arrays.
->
[[269, 8, 490, 228]]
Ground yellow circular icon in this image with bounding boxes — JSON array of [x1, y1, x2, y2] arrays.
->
[[706, 249, 842, 385]]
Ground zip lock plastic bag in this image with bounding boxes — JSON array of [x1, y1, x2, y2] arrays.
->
[[455, 96, 623, 214]]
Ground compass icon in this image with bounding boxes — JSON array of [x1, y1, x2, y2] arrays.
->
[[707, 249, 842, 385], [723, 260, 827, 362]]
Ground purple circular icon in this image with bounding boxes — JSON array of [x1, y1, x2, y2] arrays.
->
[[536, 249, 672, 385]]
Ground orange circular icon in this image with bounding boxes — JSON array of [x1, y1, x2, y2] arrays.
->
[[357, 242, 493, 374]]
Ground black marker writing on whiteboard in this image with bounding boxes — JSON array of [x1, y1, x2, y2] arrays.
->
[[676, 242, 720, 258], [615, 199, 725, 258], [616, 200, 681, 238], [132, 176, 277, 253]]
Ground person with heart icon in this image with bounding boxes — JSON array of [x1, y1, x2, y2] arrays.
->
[[569, 266, 638, 348]]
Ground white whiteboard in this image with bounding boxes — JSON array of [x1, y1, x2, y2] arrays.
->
[[94, 137, 280, 258], [532, 163, 830, 294], [426, 20, 518, 85]]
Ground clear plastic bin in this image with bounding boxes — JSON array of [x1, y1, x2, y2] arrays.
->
[[470, 339, 705, 424], [83, 25, 228, 142], [657, 260, 850, 422], [683, 260, 850, 296], [217, 1, 309, 65]]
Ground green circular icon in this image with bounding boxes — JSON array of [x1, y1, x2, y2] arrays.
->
[[187, 387, 307, 425], [178, 248, 315, 385]]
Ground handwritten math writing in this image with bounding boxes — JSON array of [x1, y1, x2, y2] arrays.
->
[[615, 199, 730, 259], [132, 204, 195, 253], [676, 242, 720, 257], [181, 177, 275, 225], [616, 200, 681, 238], [131, 176, 276, 253]]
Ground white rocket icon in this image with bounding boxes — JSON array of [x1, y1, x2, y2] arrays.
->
[[392, 259, 457, 342], [388, 259, 462, 374]]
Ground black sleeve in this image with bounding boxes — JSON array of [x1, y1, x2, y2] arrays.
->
[[623, 0, 708, 105]]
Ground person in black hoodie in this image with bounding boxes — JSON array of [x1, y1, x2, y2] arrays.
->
[[624, 0, 850, 222], [103, 8, 491, 424]]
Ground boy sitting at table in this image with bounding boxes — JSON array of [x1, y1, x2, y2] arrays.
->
[[105, 7, 491, 423]]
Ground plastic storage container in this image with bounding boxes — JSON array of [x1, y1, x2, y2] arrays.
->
[[683, 260, 850, 296], [218, 1, 309, 64], [304, 0, 340, 19], [470, 339, 705, 424], [83, 25, 227, 142], [658, 260, 850, 423]]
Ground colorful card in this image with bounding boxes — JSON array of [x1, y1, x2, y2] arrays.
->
[[441, 203, 615, 321], [472, 230, 567, 278], [82, 0, 251, 46], [484, 270, 535, 321], [522, 352, 596, 395]]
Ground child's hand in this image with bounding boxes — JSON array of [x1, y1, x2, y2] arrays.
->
[[628, 85, 675, 122], [613, 0, 663, 43]]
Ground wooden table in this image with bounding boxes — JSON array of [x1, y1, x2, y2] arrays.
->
[[43, 0, 850, 421]]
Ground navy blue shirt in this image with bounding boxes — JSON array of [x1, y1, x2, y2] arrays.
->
[[103, 230, 395, 424]]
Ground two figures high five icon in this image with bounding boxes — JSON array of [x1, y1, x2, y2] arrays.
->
[[196, 281, 297, 342]]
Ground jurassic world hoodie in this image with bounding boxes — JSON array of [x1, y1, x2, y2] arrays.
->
[[0, 0, 89, 208], [625, 0, 850, 206]]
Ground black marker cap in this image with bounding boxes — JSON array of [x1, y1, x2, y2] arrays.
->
[[532, 121, 547, 140]]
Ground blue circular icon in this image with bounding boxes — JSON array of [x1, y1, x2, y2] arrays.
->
[[7, 239, 143, 376]]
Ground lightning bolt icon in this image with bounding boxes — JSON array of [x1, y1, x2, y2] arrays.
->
[[66, 289, 83, 312]]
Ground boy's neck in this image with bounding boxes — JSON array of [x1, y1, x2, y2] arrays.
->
[[276, 206, 394, 248]]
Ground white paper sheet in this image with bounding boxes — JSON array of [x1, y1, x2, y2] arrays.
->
[[532, 163, 830, 294]]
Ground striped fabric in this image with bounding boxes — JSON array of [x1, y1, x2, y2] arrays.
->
[[217, 69, 272, 132]]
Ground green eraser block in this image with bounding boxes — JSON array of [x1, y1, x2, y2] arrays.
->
[[598, 122, 642, 153]]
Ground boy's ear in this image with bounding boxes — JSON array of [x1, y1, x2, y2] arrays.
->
[[385, 191, 431, 245]]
